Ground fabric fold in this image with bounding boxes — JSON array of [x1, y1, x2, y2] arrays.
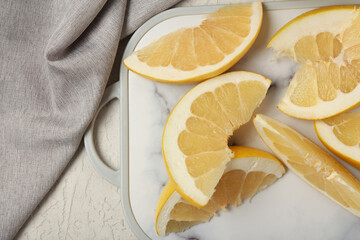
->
[[0, 0, 126, 239], [45, 0, 108, 61], [0, 0, 182, 239]]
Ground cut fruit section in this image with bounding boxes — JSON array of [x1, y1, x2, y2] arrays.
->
[[124, 2, 263, 83], [254, 114, 360, 217], [162, 71, 271, 206], [268, 6, 360, 119], [155, 146, 285, 236], [315, 111, 360, 170]]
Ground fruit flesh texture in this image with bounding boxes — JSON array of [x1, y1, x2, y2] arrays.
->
[[177, 81, 268, 197], [261, 118, 360, 212], [136, 5, 253, 70], [284, 14, 360, 107], [322, 111, 360, 147], [165, 170, 278, 235]]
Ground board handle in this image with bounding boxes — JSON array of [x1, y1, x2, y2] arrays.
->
[[84, 81, 121, 187]]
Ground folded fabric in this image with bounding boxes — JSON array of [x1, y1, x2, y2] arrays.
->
[[0, 0, 179, 239]]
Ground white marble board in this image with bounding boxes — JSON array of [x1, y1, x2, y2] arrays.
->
[[127, 4, 360, 240]]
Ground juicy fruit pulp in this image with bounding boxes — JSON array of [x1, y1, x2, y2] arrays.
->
[[322, 112, 360, 148], [181, 81, 269, 181], [254, 114, 360, 217], [315, 111, 360, 169], [162, 72, 271, 206], [289, 31, 359, 104], [269, 6, 360, 119], [156, 146, 285, 236], [124, 2, 263, 83]]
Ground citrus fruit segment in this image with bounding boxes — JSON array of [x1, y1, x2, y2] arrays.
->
[[155, 146, 285, 236], [254, 114, 360, 217], [162, 71, 271, 206], [315, 111, 360, 170], [268, 6, 360, 119], [124, 2, 263, 83]]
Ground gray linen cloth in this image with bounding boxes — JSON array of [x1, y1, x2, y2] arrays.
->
[[0, 0, 180, 239]]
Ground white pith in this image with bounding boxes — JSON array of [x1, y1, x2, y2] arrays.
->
[[315, 120, 360, 162], [157, 191, 182, 236], [278, 84, 360, 119], [269, 8, 357, 54], [269, 7, 360, 119], [124, 2, 262, 82], [157, 154, 285, 236], [253, 114, 360, 218], [162, 72, 271, 206]]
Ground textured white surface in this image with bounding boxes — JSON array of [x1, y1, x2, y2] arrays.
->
[[17, 100, 137, 240], [16, 1, 360, 240]]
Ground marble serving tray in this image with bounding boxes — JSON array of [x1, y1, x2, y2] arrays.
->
[[84, 1, 360, 239]]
